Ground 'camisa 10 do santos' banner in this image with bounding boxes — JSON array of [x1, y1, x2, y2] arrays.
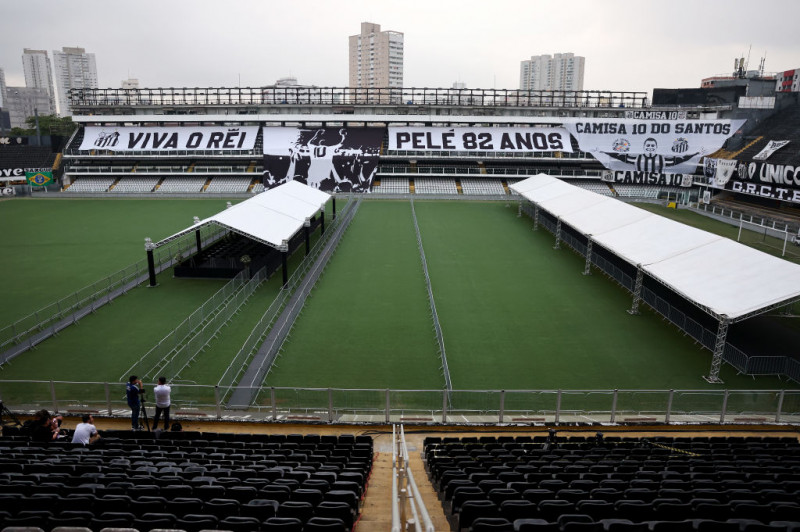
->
[[79, 126, 259, 151], [562, 118, 745, 174], [388, 126, 572, 152], [262, 127, 383, 193]]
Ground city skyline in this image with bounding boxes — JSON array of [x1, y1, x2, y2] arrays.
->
[[0, 0, 798, 97]]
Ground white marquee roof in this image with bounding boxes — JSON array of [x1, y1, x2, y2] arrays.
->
[[511, 175, 800, 321], [156, 180, 330, 251]]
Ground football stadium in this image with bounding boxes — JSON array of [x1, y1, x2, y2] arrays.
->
[[2, 82, 800, 531]]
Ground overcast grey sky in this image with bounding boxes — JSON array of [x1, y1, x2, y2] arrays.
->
[[1, 0, 798, 96]]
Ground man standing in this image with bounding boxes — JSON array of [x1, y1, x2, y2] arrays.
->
[[71, 414, 100, 445], [126, 375, 143, 430], [152, 376, 171, 431]]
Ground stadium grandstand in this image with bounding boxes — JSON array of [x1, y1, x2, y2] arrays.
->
[[2, 83, 800, 532]]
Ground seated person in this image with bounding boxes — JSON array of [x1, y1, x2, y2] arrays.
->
[[29, 409, 60, 443], [71, 414, 100, 445]]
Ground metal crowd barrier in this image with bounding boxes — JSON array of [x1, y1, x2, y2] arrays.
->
[[0, 382, 797, 426]]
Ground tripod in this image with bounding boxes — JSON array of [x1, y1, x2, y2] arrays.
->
[[0, 401, 21, 427], [139, 395, 151, 432]]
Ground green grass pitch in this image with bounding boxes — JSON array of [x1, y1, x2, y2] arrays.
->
[[0, 196, 797, 397]]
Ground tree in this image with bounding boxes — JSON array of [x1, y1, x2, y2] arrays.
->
[[14, 115, 77, 137]]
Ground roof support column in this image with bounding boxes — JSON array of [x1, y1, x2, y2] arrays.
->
[[332, 197, 337, 220], [628, 265, 643, 315], [553, 218, 562, 250], [145, 238, 157, 288], [533, 205, 539, 231], [320, 211, 325, 235], [195, 229, 202, 254], [583, 238, 593, 276], [704, 316, 729, 384], [304, 225, 310, 256], [281, 250, 288, 287]]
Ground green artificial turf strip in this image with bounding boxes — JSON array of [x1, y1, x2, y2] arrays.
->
[[413, 201, 795, 391], [0, 272, 225, 397], [0, 198, 232, 324], [265, 200, 444, 390]]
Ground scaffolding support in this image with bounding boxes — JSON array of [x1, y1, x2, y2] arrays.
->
[[628, 265, 643, 315], [554, 218, 562, 250], [583, 238, 593, 276], [704, 316, 730, 384]]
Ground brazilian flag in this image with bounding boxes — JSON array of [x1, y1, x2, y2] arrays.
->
[[26, 171, 54, 187]]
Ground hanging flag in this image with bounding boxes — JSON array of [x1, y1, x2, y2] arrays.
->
[[26, 171, 54, 187]]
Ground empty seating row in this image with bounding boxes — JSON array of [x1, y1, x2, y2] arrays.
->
[[204, 176, 254, 193], [0, 430, 372, 532], [424, 436, 800, 531], [415, 178, 459, 194], [156, 176, 207, 193], [64, 176, 116, 192], [461, 178, 507, 195], [372, 177, 409, 193], [111, 176, 161, 193]]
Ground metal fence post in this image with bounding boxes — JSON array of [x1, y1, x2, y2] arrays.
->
[[775, 390, 785, 423], [442, 391, 448, 424], [104, 382, 112, 416], [665, 390, 674, 424], [720, 390, 729, 424], [50, 380, 58, 413], [555, 390, 562, 425], [271, 387, 277, 421], [328, 388, 333, 423], [385, 389, 390, 424], [610, 389, 618, 424], [499, 390, 505, 424], [214, 386, 221, 420]]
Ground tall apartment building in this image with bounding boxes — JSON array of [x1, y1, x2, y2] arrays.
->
[[348, 22, 404, 90], [53, 46, 98, 116], [520, 53, 585, 91], [5, 87, 51, 128], [0, 68, 6, 109], [22, 49, 56, 114]]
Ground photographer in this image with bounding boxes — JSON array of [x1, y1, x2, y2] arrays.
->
[[152, 376, 171, 431], [126, 375, 144, 430]]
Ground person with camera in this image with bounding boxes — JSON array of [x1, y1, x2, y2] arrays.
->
[[152, 376, 171, 431], [126, 375, 144, 430]]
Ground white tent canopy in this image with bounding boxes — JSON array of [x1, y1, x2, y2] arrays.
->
[[510, 174, 800, 322], [156, 180, 331, 251]]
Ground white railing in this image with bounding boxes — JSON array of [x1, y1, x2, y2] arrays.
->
[[0, 383, 797, 426]]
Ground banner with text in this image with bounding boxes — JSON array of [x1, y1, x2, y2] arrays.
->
[[601, 169, 692, 187], [262, 127, 383, 193], [562, 119, 745, 174], [388, 126, 573, 152], [79, 126, 259, 152], [0, 167, 51, 182], [752, 140, 790, 161], [707, 160, 800, 203]]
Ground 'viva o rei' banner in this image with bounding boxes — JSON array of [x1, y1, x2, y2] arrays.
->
[[562, 118, 745, 174], [79, 126, 259, 151], [262, 127, 383, 193]]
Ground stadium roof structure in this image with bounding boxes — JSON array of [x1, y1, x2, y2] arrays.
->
[[155, 180, 331, 252], [510, 174, 800, 382]]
